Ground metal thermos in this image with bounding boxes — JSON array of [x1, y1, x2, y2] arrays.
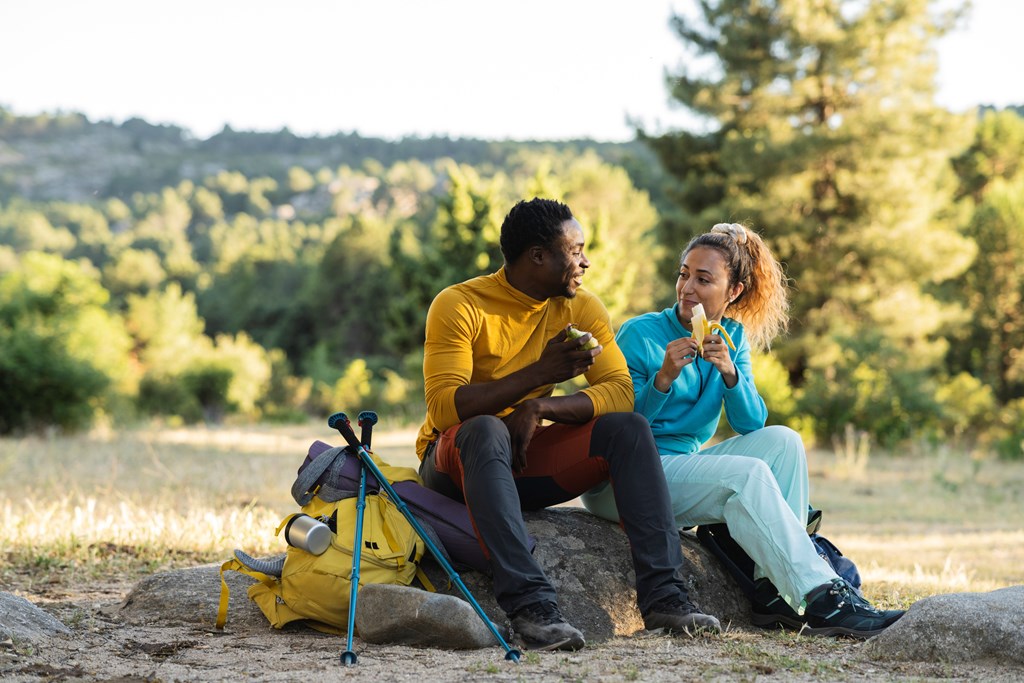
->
[[283, 513, 332, 555]]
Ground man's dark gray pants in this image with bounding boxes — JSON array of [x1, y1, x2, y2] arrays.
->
[[419, 412, 688, 617]]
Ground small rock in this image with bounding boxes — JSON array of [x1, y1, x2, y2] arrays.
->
[[355, 584, 506, 649], [0, 592, 71, 642]]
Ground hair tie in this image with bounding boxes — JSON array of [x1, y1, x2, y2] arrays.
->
[[711, 222, 748, 245]]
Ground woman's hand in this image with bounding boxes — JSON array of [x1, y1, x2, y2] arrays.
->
[[701, 334, 738, 388], [654, 337, 698, 392]]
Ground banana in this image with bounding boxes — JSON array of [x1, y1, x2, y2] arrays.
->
[[566, 324, 599, 350], [690, 303, 736, 354]]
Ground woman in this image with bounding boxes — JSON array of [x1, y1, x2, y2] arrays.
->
[[582, 222, 903, 638]]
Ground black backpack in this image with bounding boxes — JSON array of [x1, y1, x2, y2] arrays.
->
[[696, 512, 862, 606]]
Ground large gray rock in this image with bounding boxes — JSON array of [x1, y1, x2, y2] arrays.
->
[[864, 585, 1024, 665], [119, 507, 752, 643], [0, 592, 71, 642], [425, 508, 750, 643], [355, 583, 506, 648], [121, 562, 273, 630]]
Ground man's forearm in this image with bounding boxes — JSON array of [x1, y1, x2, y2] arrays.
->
[[453, 373, 595, 426], [453, 365, 544, 422], [527, 393, 594, 424]]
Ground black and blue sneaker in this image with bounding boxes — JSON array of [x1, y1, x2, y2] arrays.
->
[[750, 578, 804, 630], [802, 578, 905, 639]]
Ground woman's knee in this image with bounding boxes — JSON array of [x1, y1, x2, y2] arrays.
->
[[726, 457, 779, 494], [762, 425, 806, 461]]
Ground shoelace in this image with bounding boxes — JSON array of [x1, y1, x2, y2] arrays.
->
[[519, 601, 564, 625], [827, 579, 883, 616], [656, 596, 699, 615]]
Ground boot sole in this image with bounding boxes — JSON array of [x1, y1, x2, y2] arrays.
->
[[799, 624, 886, 639], [644, 616, 722, 635], [753, 613, 892, 639], [751, 612, 805, 631], [521, 634, 586, 651]]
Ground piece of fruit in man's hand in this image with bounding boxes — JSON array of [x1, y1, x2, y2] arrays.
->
[[690, 303, 736, 354], [566, 324, 599, 350]]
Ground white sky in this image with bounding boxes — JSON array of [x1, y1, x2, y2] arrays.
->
[[1, 0, 1020, 142]]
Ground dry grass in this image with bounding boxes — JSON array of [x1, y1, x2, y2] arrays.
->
[[2, 423, 1022, 609]]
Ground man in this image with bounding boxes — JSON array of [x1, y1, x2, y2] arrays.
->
[[416, 197, 720, 651]]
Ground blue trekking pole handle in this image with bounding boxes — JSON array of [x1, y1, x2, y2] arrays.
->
[[327, 412, 521, 663], [358, 411, 378, 449]]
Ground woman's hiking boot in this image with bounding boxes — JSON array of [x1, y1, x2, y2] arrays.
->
[[750, 578, 804, 630], [642, 594, 721, 634], [510, 600, 585, 651], [801, 578, 905, 638]]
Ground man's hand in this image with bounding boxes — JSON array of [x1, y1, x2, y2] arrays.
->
[[533, 326, 602, 385], [503, 399, 542, 472], [452, 327, 602, 426]]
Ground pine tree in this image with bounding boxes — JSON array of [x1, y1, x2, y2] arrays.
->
[[647, 0, 976, 443]]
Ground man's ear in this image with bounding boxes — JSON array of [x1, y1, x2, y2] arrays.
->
[[527, 245, 545, 265]]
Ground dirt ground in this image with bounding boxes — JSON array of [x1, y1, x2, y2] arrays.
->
[[3, 577, 1021, 683]]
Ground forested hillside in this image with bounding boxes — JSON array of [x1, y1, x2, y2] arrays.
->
[[0, 107, 669, 432], [0, 109, 662, 204]]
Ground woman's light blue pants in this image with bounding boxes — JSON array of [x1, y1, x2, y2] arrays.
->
[[581, 425, 836, 610]]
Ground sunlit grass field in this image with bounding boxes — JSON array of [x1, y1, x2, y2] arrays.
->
[[2, 422, 1022, 608]]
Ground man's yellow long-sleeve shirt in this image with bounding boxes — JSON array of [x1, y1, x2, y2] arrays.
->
[[415, 267, 634, 459]]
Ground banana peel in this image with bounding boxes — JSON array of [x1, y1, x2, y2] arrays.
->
[[690, 303, 736, 354], [566, 324, 598, 350]]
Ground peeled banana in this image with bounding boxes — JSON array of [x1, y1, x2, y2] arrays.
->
[[690, 303, 735, 353], [566, 324, 599, 350]]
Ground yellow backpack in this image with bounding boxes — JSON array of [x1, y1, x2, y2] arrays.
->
[[217, 452, 431, 634]]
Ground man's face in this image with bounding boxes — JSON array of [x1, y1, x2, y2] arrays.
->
[[541, 219, 590, 299]]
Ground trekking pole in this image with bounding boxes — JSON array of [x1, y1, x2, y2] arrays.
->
[[328, 412, 521, 663], [358, 410, 378, 449], [334, 412, 368, 667]]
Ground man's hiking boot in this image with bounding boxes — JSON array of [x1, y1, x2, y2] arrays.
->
[[510, 601, 585, 651], [643, 595, 721, 635], [802, 578, 905, 639], [750, 578, 804, 630]]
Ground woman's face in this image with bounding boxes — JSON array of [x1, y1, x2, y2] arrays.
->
[[675, 246, 743, 329]]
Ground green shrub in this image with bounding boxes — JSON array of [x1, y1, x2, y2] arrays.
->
[[0, 329, 109, 434], [0, 252, 132, 433], [993, 398, 1024, 460], [796, 332, 941, 448], [138, 374, 203, 424]]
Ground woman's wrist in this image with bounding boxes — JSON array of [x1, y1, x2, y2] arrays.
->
[[654, 370, 673, 393]]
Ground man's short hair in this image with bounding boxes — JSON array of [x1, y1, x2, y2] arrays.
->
[[499, 198, 574, 264]]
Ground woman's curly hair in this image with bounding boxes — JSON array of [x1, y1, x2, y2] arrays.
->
[[681, 222, 789, 351]]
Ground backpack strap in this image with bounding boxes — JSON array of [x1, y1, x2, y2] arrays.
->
[[695, 524, 759, 603], [416, 566, 436, 592], [291, 446, 357, 506], [216, 553, 281, 629]]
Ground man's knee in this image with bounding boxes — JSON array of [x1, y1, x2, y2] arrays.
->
[[455, 415, 511, 466], [599, 411, 649, 431], [594, 412, 653, 443]]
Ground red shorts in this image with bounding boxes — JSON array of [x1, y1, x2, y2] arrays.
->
[[432, 419, 611, 509]]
